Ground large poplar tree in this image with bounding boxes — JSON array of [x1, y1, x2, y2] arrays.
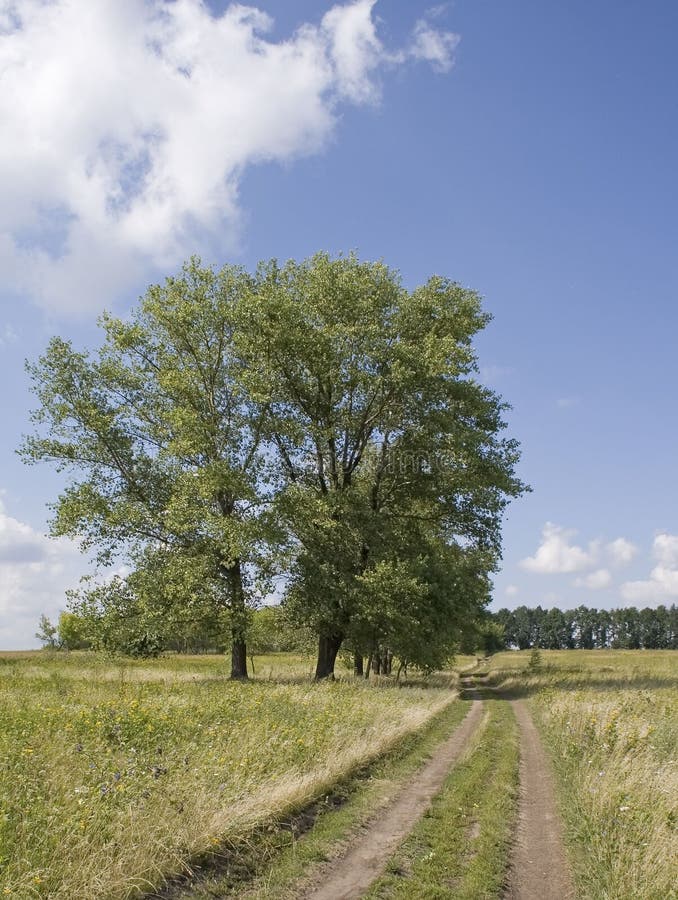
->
[[240, 253, 525, 677], [23, 253, 525, 679], [21, 260, 267, 678]]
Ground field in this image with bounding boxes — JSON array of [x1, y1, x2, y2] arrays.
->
[[0, 652, 461, 898], [0, 649, 675, 899], [487, 650, 678, 900]]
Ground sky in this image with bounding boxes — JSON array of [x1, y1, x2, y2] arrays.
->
[[1, 0, 678, 648]]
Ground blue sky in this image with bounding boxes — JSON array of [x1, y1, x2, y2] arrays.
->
[[1, 0, 678, 648]]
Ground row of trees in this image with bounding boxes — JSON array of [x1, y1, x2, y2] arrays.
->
[[492, 604, 678, 650], [37, 600, 678, 659], [23, 254, 524, 678], [36, 606, 306, 658]]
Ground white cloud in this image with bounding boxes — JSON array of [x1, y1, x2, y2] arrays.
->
[[621, 532, 678, 603], [505, 584, 519, 596], [520, 522, 598, 574], [574, 568, 612, 590], [606, 537, 637, 567], [322, 0, 382, 102], [0, 495, 83, 649], [652, 532, 678, 567], [0, 1, 459, 314], [410, 17, 460, 72]]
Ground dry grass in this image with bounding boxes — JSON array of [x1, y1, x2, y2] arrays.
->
[[488, 649, 677, 900], [0, 652, 458, 898]]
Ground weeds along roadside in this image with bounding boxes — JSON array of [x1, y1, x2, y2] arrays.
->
[[0, 653, 463, 899], [160, 697, 472, 899], [486, 651, 678, 900]]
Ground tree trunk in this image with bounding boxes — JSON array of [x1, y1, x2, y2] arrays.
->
[[314, 632, 343, 680], [231, 635, 248, 680], [228, 560, 248, 680], [365, 653, 373, 679], [353, 653, 364, 677], [374, 651, 382, 676]]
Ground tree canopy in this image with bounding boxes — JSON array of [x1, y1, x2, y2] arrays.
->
[[492, 604, 678, 651], [22, 253, 526, 678]]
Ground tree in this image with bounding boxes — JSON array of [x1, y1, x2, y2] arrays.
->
[[22, 253, 525, 680], [35, 614, 58, 649], [240, 253, 526, 677], [21, 260, 269, 678], [57, 611, 91, 650]]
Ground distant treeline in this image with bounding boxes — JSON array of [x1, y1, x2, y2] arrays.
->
[[491, 605, 678, 650]]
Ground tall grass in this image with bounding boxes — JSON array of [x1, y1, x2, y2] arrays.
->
[[0, 653, 458, 898], [488, 650, 677, 900]]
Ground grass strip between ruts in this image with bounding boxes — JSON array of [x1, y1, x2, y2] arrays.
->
[[365, 691, 519, 900]]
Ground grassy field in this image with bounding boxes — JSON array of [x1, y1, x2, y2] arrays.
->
[[1, 649, 674, 899], [0, 651, 461, 898], [168, 697, 474, 899], [487, 649, 678, 900]]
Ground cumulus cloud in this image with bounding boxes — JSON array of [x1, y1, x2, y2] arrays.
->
[[0, 0, 459, 314], [574, 568, 612, 590], [0, 495, 83, 649], [520, 523, 598, 574], [520, 522, 639, 581], [621, 533, 678, 603], [606, 537, 637, 567]]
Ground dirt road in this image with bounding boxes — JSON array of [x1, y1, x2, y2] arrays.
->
[[503, 699, 575, 900], [305, 693, 485, 900]]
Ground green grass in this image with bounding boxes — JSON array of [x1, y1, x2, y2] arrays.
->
[[364, 691, 519, 900], [0, 652, 461, 899], [171, 697, 473, 899], [487, 649, 678, 900]]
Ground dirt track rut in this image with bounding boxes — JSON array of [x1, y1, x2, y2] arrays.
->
[[305, 692, 484, 900], [503, 699, 575, 900]]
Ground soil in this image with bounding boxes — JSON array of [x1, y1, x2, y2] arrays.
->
[[503, 699, 576, 900], [304, 690, 485, 900]]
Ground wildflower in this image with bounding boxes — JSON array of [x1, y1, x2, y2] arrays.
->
[[619, 805, 630, 811]]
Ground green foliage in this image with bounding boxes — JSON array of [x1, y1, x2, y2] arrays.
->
[[65, 573, 231, 656], [22, 259, 273, 675], [527, 647, 543, 671], [493, 604, 678, 650], [57, 611, 92, 650], [35, 613, 58, 649], [22, 253, 526, 676], [248, 606, 313, 656], [238, 253, 526, 674]]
